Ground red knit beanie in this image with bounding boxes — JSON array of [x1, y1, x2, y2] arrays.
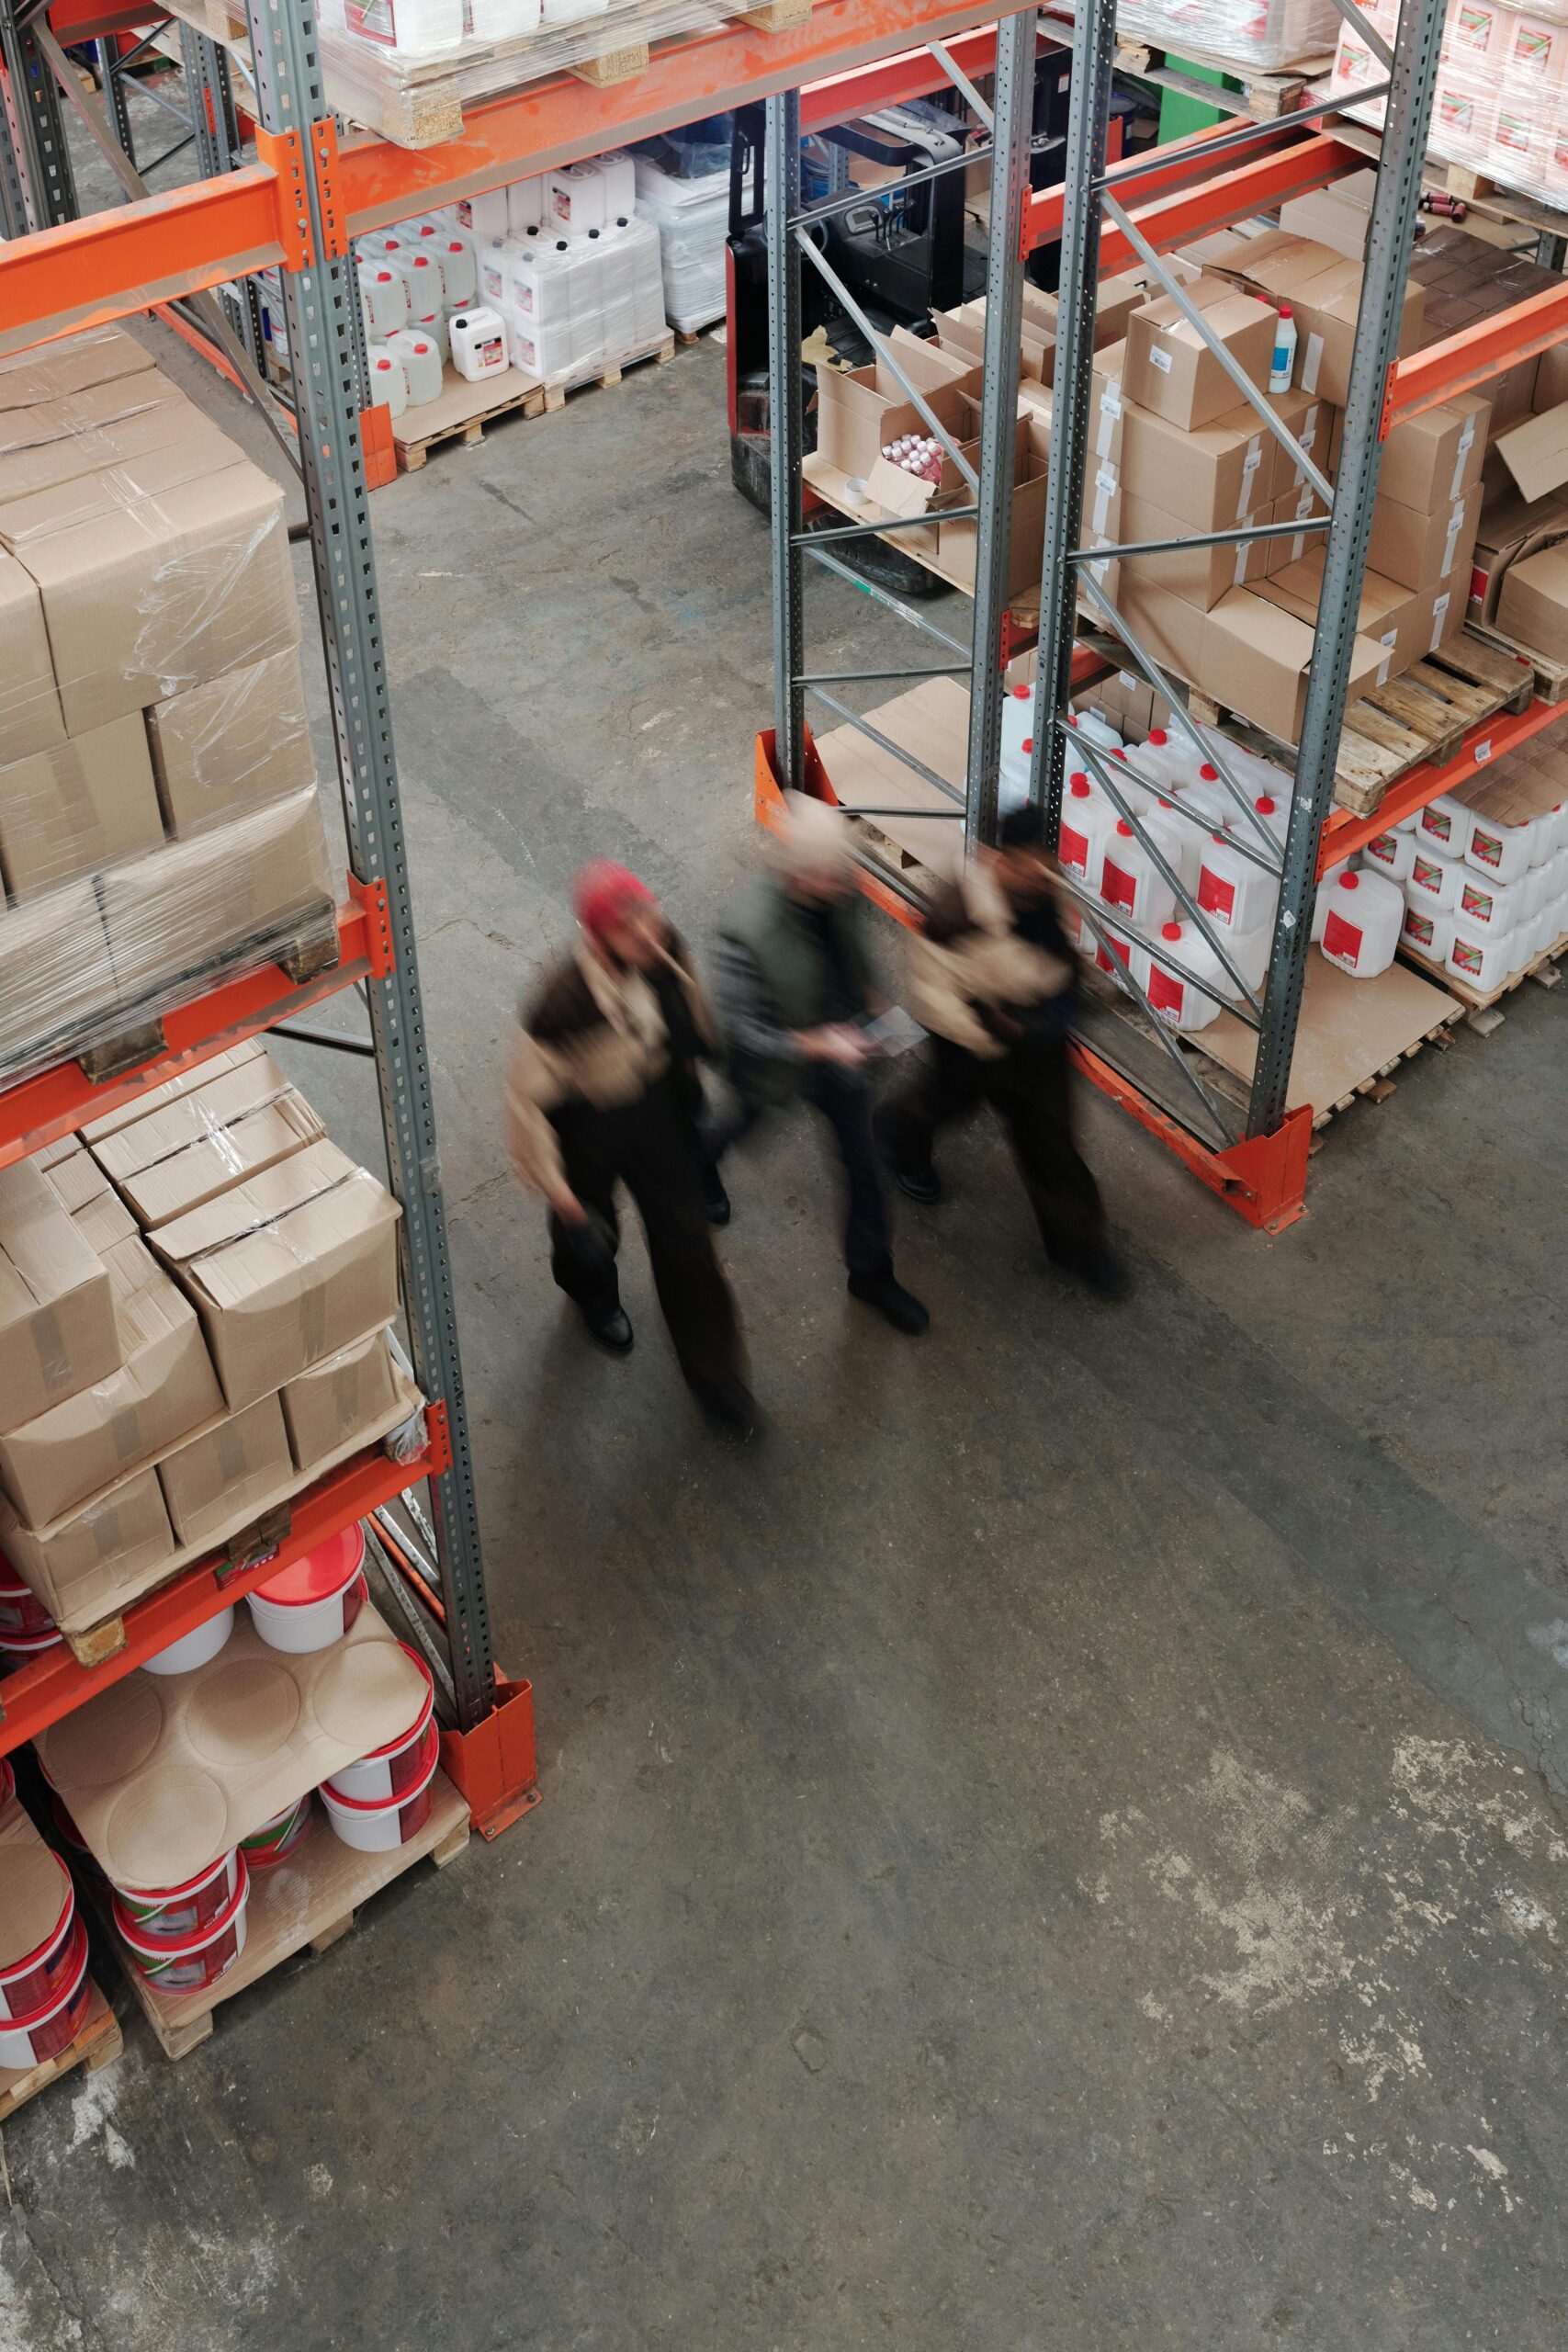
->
[[572, 860, 655, 941]]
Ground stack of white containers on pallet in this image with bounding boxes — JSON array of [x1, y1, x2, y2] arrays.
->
[[355, 206, 483, 414], [631, 139, 730, 337], [450, 155, 666, 390], [1364, 781, 1568, 995]]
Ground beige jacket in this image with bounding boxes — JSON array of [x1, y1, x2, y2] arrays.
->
[[911, 866, 1075, 1060], [503, 932, 716, 1200]]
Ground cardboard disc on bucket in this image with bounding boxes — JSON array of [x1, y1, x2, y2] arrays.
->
[[0, 1829, 71, 1969], [186, 1661, 300, 1764], [43, 1674, 163, 1788], [102, 1768, 228, 1893]]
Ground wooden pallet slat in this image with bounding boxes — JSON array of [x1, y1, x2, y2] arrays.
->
[[1466, 614, 1568, 707], [393, 334, 676, 469], [1399, 925, 1568, 1021]]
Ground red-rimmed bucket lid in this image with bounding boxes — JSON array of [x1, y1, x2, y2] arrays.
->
[[2, 1916, 87, 2030], [254, 1522, 367, 1608], [0, 1847, 73, 1980], [0, 1627, 63, 1657], [107, 1846, 236, 1906], [356, 1644, 434, 1761], [113, 1851, 249, 1961], [321, 1718, 439, 1815], [0, 1555, 34, 1598]]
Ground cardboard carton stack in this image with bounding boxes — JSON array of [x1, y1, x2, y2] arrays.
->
[[0, 327, 336, 1085], [0, 1042, 409, 1639]]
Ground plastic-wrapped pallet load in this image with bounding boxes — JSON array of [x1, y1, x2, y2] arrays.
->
[[0, 327, 336, 1089], [1056, 0, 1342, 72], [1332, 0, 1568, 196], [632, 128, 733, 336]]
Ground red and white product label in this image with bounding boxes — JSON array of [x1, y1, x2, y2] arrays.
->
[[1421, 808, 1452, 843], [1404, 910, 1436, 949], [1147, 967, 1184, 1017], [1365, 832, 1398, 865], [1453, 938, 1484, 977], [1470, 826, 1503, 868], [1322, 911, 1363, 967], [1059, 823, 1089, 877], [1460, 882, 1494, 922], [1101, 858, 1137, 912], [1411, 856, 1444, 895], [1198, 866, 1235, 921], [479, 337, 503, 367], [1096, 937, 1130, 973]]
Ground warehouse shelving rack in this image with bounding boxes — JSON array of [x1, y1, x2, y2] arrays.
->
[[759, 0, 1568, 1230], [0, 4, 1087, 1828]]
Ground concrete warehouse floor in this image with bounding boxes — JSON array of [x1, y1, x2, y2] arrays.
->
[[5, 198, 1568, 2346]]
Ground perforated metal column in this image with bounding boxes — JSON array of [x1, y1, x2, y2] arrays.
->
[[0, 0, 74, 229], [767, 88, 806, 792], [244, 0, 495, 1726]]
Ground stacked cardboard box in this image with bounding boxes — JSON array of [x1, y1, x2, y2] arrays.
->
[[0, 327, 335, 1084], [0, 1043, 407, 1637]]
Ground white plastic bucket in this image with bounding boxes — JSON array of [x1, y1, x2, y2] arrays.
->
[[109, 1848, 240, 1939], [114, 1856, 250, 1995], [324, 1645, 435, 1803], [321, 1720, 440, 1853], [249, 1523, 368, 1655], [0, 1918, 90, 2066], [143, 1604, 234, 1679], [239, 1793, 314, 1873], [0, 1849, 74, 2020]]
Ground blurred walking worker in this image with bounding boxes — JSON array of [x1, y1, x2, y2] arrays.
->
[[711, 794, 928, 1337], [875, 805, 1125, 1298], [504, 861, 758, 1439]]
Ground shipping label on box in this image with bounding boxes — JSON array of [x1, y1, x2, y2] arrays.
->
[[153, 1139, 402, 1409], [1116, 398, 1271, 532], [0, 1159, 120, 1436], [1117, 489, 1276, 611], [1122, 285, 1277, 434]]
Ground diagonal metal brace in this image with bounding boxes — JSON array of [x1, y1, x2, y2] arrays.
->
[[795, 232, 979, 492], [1326, 0, 1396, 73]]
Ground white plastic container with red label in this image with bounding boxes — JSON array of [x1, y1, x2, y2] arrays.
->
[[1415, 791, 1474, 862], [1197, 833, 1278, 934], [1463, 803, 1535, 884], [1056, 773, 1116, 893], [1132, 922, 1225, 1033], [248, 1523, 368, 1655], [367, 344, 410, 419], [1446, 916, 1513, 994], [108, 1849, 241, 1940], [0, 1561, 54, 1641], [1100, 820, 1177, 933], [1400, 901, 1453, 966], [325, 1645, 435, 1804], [1316, 866, 1404, 978], [1406, 849, 1463, 913], [0, 1849, 75, 2020], [143, 1604, 234, 1679], [321, 1718, 441, 1853], [1360, 826, 1416, 884], [0, 1917, 91, 2066], [114, 1855, 250, 1996], [1453, 865, 1521, 938]]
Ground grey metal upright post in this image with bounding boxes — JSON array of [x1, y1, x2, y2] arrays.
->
[[964, 7, 1035, 851], [0, 53, 28, 238], [1029, 0, 1114, 835], [96, 36, 136, 168], [181, 26, 268, 368], [1247, 0, 1445, 1135], [243, 0, 495, 1728], [0, 0, 75, 229], [767, 89, 806, 792]]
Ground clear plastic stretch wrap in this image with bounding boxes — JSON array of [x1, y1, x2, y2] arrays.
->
[[1050, 0, 1344, 73], [1333, 0, 1568, 189], [0, 328, 336, 1089], [631, 148, 731, 337]]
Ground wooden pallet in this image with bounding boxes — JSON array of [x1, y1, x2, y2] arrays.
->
[[0, 1979, 122, 2123], [89, 1771, 468, 2063], [1466, 613, 1568, 708], [392, 365, 547, 472], [1399, 925, 1567, 1029], [1108, 31, 1333, 120], [1187, 630, 1536, 820], [536, 331, 676, 413]]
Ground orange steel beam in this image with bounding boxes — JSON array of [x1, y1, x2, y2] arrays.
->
[[0, 886, 389, 1170], [1028, 126, 1371, 264], [0, 1430, 440, 1755], [1317, 691, 1563, 876], [1387, 282, 1568, 428]]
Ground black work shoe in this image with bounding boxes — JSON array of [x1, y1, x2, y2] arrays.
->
[[890, 1162, 942, 1205], [848, 1265, 931, 1336], [702, 1167, 732, 1227], [691, 1376, 761, 1442], [579, 1303, 634, 1353], [1078, 1250, 1131, 1302]]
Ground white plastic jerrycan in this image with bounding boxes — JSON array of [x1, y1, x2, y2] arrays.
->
[[1315, 865, 1404, 978]]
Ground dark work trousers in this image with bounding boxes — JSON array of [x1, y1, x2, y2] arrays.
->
[[704, 1064, 893, 1277], [547, 1077, 746, 1390], [881, 1033, 1106, 1272]]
